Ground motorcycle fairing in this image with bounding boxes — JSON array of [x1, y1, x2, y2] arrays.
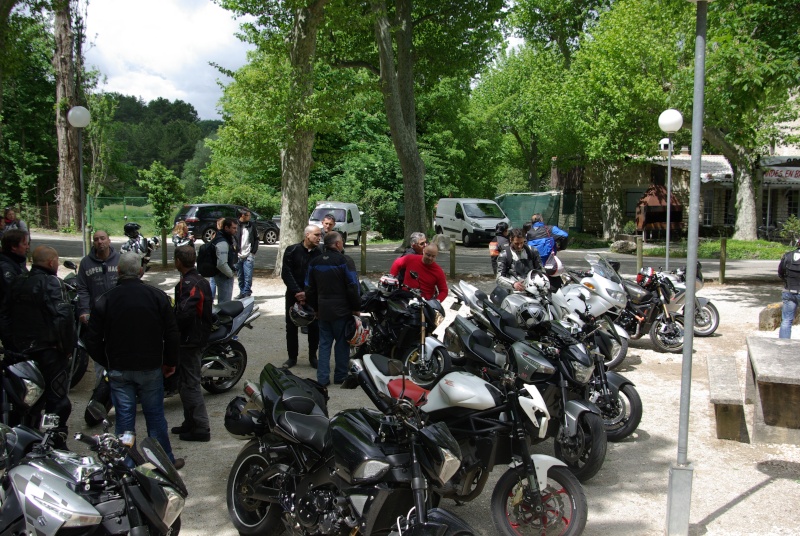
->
[[139, 436, 188, 496], [509, 454, 567, 493], [518, 384, 550, 439], [423, 372, 501, 413], [604, 371, 634, 396]]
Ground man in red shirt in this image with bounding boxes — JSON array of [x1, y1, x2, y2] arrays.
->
[[390, 243, 448, 301]]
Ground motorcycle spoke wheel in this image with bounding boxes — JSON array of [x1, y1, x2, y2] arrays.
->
[[491, 466, 587, 536], [693, 302, 719, 337], [202, 341, 248, 394], [649, 317, 684, 353], [402, 346, 451, 390], [553, 412, 607, 482], [227, 443, 285, 535], [597, 384, 643, 442]]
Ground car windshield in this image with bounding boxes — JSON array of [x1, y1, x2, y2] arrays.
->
[[585, 253, 622, 284], [311, 208, 346, 222], [464, 203, 505, 219]]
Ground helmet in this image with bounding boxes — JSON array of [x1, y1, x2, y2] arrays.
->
[[525, 271, 551, 297], [379, 274, 400, 293], [496, 221, 509, 234], [123, 222, 141, 238], [519, 302, 548, 329], [346, 316, 371, 347], [290, 302, 316, 327], [544, 255, 564, 277], [224, 395, 259, 439], [636, 267, 657, 289]]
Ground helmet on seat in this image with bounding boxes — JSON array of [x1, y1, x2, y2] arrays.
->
[[289, 302, 316, 327], [636, 267, 657, 289], [379, 274, 400, 294], [544, 255, 564, 277], [123, 222, 141, 238], [519, 302, 548, 329], [224, 395, 259, 439], [525, 271, 551, 297], [346, 316, 371, 347]]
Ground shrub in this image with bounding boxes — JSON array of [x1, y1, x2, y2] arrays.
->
[[622, 220, 637, 235]]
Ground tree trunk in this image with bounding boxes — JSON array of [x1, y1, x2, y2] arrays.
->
[[704, 125, 757, 240], [598, 160, 622, 239], [53, 0, 80, 230], [372, 0, 427, 246], [274, 0, 328, 276]]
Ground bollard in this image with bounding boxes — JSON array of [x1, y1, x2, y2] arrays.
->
[[719, 237, 726, 284], [360, 230, 367, 275], [450, 241, 456, 280], [161, 229, 168, 267], [636, 236, 643, 273]]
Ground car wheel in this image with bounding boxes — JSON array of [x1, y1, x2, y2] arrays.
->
[[263, 229, 278, 245], [202, 227, 217, 243]]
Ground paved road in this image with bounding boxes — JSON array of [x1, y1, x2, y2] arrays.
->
[[32, 231, 780, 283]]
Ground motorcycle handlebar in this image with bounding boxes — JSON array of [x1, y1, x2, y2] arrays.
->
[[74, 432, 99, 448]]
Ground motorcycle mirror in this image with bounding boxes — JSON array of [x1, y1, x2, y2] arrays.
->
[[63, 260, 77, 270], [409, 271, 419, 280]]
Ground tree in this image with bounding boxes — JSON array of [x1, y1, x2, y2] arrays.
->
[[137, 161, 185, 266]]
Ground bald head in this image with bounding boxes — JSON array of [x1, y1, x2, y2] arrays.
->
[[422, 244, 439, 265], [32, 246, 59, 273]]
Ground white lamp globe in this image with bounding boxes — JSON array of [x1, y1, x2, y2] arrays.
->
[[658, 108, 683, 134], [67, 106, 91, 128]]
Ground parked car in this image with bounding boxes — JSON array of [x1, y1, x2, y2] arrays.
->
[[173, 204, 280, 244], [434, 198, 510, 246]]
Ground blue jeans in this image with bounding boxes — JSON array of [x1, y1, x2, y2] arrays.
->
[[780, 291, 799, 338], [237, 255, 255, 296], [107, 368, 175, 462], [318, 317, 351, 385], [214, 274, 234, 303]]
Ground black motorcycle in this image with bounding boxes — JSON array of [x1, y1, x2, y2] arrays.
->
[[224, 362, 477, 536], [0, 347, 46, 428], [62, 260, 90, 388]]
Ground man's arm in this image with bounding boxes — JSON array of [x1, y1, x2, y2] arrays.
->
[[161, 294, 181, 368], [85, 296, 108, 368], [495, 252, 516, 290], [304, 263, 318, 310], [215, 241, 234, 278], [434, 265, 449, 301], [75, 259, 91, 319], [390, 255, 406, 277], [281, 245, 302, 293], [779, 253, 787, 279], [550, 225, 569, 238], [531, 247, 542, 270], [345, 256, 361, 312]]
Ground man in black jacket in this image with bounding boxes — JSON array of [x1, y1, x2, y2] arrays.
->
[[496, 228, 542, 292], [305, 231, 360, 386], [235, 209, 259, 299], [212, 218, 238, 303], [0, 229, 29, 310], [171, 246, 213, 441], [85, 252, 183, 468], [281, 225, 322, 369]]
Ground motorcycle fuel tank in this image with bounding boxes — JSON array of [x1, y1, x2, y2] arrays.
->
[[423, 372, 501, 413]]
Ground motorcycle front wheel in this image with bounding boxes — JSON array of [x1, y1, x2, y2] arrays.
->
[[400, 345, 451, 390], [553, 412, 607, 482], [649, 316, 685, 353], [227, 442, 286, 535], [151, 515, 180, 536], [201, 340, 248, 394], [594, 383, 643, 442], [693, 302, 719, 337], [491, 465, 587, 536]]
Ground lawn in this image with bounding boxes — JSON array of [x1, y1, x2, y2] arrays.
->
[[642, 239, 790, 260], [90, 203, 178, 237]]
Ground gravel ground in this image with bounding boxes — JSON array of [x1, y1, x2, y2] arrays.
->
[[59, 265, 800, 536]]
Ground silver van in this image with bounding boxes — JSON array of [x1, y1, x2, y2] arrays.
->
[[434, 198, 510, 246], [309, 202, 362, 245]]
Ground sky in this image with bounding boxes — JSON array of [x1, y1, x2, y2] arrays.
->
[[84, 0, 254, 120]]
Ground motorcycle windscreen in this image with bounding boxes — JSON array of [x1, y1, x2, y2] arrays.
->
[[139, 437, 188, 497]]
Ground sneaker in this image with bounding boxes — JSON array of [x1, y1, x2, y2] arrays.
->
[[173, 458, 185, 470], [282, 359, 297, 369], [179, 429, 211, 442], [171, 424, 191, 435]]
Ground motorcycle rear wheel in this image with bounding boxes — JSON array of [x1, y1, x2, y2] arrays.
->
[[649, 316, 684, 353], [597, 384, 643, 442], [201, 340, 248, 394], [553, 412, 607, 482], [400, 345, 451, 390], [227, 442, 286, 535], [693, 302, 719, 337], [491, 465, 587, 536]]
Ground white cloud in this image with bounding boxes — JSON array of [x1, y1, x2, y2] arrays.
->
[[84, 0, 253, 119]]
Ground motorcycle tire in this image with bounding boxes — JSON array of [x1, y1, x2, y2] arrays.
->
[[201, 340, 248, 394], [693, 302, 719, 337], [598, 384, 643, 442], [604, 334, 628, 370], [553, 412, 607, 482], [649, 316, 685, 353], [400, 345, 451, 390], [490, 465, 587, 536], [227, 442, 286, 535], [68, 349, 89, 389]]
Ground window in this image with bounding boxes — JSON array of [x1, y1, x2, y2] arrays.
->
[[464, 202, 505, 218], [625, 189, 646, 219], [788, 191, 800, 218], [455, 204, 463, 219], [703, 190, 713, 226]]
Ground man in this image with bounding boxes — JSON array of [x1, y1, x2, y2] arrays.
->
[[212, 218, 238, 303], [320, 213, 336, 240], [1, 246, 74, 446], [281, 225, 322, 369], [305, 231, 360, 386], [235, 209, 258, 299], [490, 222, 510, 275], [0, 229, 29, 309], [76, 230, 119, 386], [121, 222, 156, 263], [171, 246, 213, 441], [497, 228, 542, 292], [390, 243, 448, 301], [85, 252, 183, 469], [778, 238, 800, 338], [396, 232, 426, 283], [527, 213, 569, 259]]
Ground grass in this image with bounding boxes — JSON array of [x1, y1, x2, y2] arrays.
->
[[642, 239, 790, 260], [90, 203, 162, 237], [569, 232, 612, 249]]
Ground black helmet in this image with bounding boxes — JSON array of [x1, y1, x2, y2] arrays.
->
[[123, 222, 141, 238], [290, 302, 316, 327], [224, 395, 259, 439], [496, 221, 509, 234]]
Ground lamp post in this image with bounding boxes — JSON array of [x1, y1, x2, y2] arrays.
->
[[67, 106, 91, 257], [658, 108, 683, 271]]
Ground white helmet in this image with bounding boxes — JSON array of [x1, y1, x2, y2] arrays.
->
[[525, 271, 551, 297], [346, 316, 371, 347], [544, 255, 564, 277]]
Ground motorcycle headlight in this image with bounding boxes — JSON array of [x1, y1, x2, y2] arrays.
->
[[353, 459, 390, 481], [30, 494, 102, 527], [161, 485, 185, 528], [437, 447, 460, 485], [571, 360, 595, 384], [433, 310, 444, 327], [607, 290, 626, 303], [22, 378, 44, 407]]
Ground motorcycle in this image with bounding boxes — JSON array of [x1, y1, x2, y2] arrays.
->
[[0, 346, 46, 428], [358, 351, 588, 534], [357, 274, 449, 389], [0, 416, 187, 536], [61, 260, 90, 389], [201, 296, 260, 394], [660, 262, 720, 337], [224, 362, 478, 536]]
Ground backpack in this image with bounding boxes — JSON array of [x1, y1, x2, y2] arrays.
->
[[197, 241, 218, 277], [782, 250, 800, 291], [527, 225, 556, 259]]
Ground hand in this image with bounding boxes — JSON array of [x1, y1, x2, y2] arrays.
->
[[295, 291, 306, 303], [79, 314, 90, 325], [513, 281, 525, 291], [162, 365, 176, 378]]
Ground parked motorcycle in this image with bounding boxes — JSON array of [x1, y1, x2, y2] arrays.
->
[[660, 262, 720, 337], [0, 346, 46, 428], [201, 297, 260, 394], [62, 260, 90, 388], [0, 416, 187, 535], [224, 362, 478, 536], [357, 274, 449, 389]]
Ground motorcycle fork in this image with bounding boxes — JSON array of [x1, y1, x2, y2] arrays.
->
[[507, 390, 544, 511], [409, 435, 429, 524]]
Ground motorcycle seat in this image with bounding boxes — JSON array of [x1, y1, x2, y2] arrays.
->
[[483, 302, 527, 342], [387, 378, 429, 406], [215, 300, 244, 317], [370, 354, 405, 377], [274, 387, 329, 452]]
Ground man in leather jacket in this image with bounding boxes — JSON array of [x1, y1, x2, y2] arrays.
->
[[235, 209, 259, 299], [0, 229, 29, 312], [496, 228, 542, 292], [212, 218, 238, 303]]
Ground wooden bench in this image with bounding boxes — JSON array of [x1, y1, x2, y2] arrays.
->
[[706, 354, 747, 442]]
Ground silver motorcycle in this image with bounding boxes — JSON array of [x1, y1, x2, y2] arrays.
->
[[659, 262, 720, 337]]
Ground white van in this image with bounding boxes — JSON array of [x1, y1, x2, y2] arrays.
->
[[434, 198, 510, 247], [309, 202, 362, 245]]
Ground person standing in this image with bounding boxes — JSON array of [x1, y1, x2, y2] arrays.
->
[[212, 218, 238, 303], [0, 229, 29, 309], [3, 208, 28, 237], [235, 209, 258, 299], [305, 231, 360, 386], [172, 221, 194, 248], [390, 243, 448, 301], [778, 239, 800, 338], [84, 252, 183, 468], [281, 225, 322, 369], [1, 246, 74, 446], [490, 222, 510, 275], [396, 232, 426, 284], [171, 246, 213, 442], [208, 217, 225, 298], [497, 228, 542, 292], [320, 214, 336, 241]]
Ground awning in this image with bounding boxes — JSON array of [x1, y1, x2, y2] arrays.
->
[[649, 154, 733, 183], [760, 156, 800, 183]]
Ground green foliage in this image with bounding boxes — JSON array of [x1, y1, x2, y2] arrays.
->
[[91, 202, 159, 237], [568, 232, 610, 250], [780, 215, 800, 242], [643, 239, 788, 260], [136, 161, 185, 231], [622, 220, 637, 235]]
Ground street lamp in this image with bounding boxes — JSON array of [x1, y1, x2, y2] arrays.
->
[[67, 105, 91, 257], [658, 108, 683, 271]]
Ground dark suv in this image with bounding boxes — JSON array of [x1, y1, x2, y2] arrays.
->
[[173, 204, 280, 244]]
